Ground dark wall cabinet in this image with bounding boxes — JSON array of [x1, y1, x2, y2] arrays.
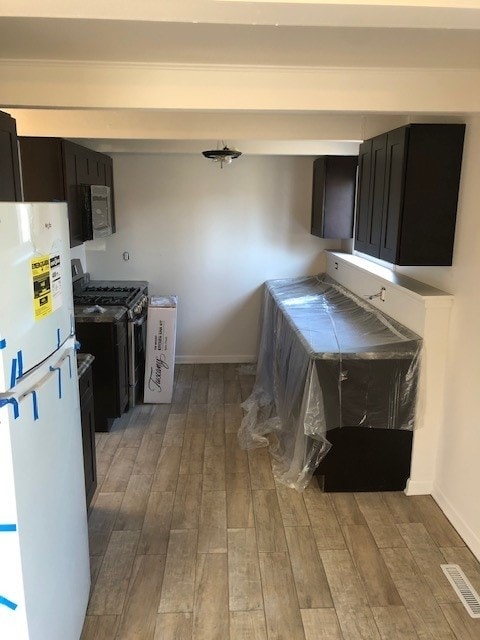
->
[[354, 124, 465, 266], [311, 156, 358, 239], [0, 110, 22, 202], [78, 358, 97, 507], [76, 319, 129, 432], [19, 137, 115, 247]]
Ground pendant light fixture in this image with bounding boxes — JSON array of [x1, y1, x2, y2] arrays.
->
[[202, 141, 242, 168]]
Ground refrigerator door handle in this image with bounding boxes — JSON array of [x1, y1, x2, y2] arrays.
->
[[49, 365, 62, 399], [48, 349, 74, 398], [17, 351, 72, 413]]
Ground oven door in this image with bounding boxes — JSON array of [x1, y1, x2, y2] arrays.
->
[[128, 311, 147, 407]]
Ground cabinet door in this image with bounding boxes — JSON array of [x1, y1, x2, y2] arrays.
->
[[367, 135, 387, 257], [21, 137, 85, 248], [76, 322, 117, 431], [354, 135, 387, 258], [354, 140, 373, 253], [0, 111, 22, 201], [311, 157, 327, 237], [91, 157, 107, 185], [379, 127, 408, 263], [62, 141, 85, 247], [104, 157, 116, 232], [69, 143, 108, 187], [20, 137, 65, 202], [79, 369, 97, 507], [115, 321, 129, 415], [311, 156, 357, 239], [398, 124, 465, 266], [75, 151, 90, 185]]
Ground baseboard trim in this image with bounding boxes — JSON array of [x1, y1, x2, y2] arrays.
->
[[175, 355, 256, 364], [432, 485, 480, 562], [404, 478, 433, 496]]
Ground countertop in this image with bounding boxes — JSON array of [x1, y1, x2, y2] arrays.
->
[[74, 305, 127, 323], [77, 353, 95, 378], [265, 275, 421, 359]]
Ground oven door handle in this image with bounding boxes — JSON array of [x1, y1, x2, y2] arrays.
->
[[132, 314, 147, 326]]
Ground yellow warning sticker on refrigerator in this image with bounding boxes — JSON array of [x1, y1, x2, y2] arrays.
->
[[31, 255, 52, 320], [50, 254, 62, 311]]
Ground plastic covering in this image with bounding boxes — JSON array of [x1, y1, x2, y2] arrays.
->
[[238, 274, 422, 491]]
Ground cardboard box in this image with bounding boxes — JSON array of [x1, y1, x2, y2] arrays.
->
[[143, 296, 177, 403]]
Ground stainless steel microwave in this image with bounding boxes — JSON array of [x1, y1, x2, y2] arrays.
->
[[78, 184, 113, 241]]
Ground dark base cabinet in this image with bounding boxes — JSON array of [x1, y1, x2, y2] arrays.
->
[[315, 358, 417, 431], [76, 320, 129, 432], [316, 428, 413, 492], [78, 358, 97, 508], [313, 356, 417, 492]]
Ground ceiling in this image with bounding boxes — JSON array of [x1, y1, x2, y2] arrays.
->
[[2, 1, 480, 154], [3, 0, 480, 30], [2, 18, 480, 68]]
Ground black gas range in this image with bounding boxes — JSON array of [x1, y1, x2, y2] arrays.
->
[[73, 277, 149, 321], [72, 260, 149, 415]]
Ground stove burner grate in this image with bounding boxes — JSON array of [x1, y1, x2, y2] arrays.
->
[[84, 285, 137, 293], [74, 288, 142, 308]]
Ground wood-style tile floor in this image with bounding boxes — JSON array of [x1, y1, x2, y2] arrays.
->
[[81, 363, 480, 640]]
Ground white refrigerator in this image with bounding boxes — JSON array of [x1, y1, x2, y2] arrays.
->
[[0, 203, 90, 640]]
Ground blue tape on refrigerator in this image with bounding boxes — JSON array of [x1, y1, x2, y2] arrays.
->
[[16, 350, 23, 378], [9, 357, 16, 389], [0, 397, 19, 419], [30, 389, 39, 420], [49, 365, 62, 399], [0, 595, 18, 611]]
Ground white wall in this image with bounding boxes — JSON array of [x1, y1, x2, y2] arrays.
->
[[396, 116, 480, 558], [70, 243, 87, 270], [85, 154, 339, 361]]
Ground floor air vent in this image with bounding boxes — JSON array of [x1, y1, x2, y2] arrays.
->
[[441, 564, 480, 618]]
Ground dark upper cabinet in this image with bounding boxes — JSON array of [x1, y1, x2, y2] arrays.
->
[[19, 137, 115, 247], [311, 156, 358, 239], [0, 110, 22, 202], [354, 135, 388, 256], [353, 140, 373, 254], [354, 124, 465, 266]]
